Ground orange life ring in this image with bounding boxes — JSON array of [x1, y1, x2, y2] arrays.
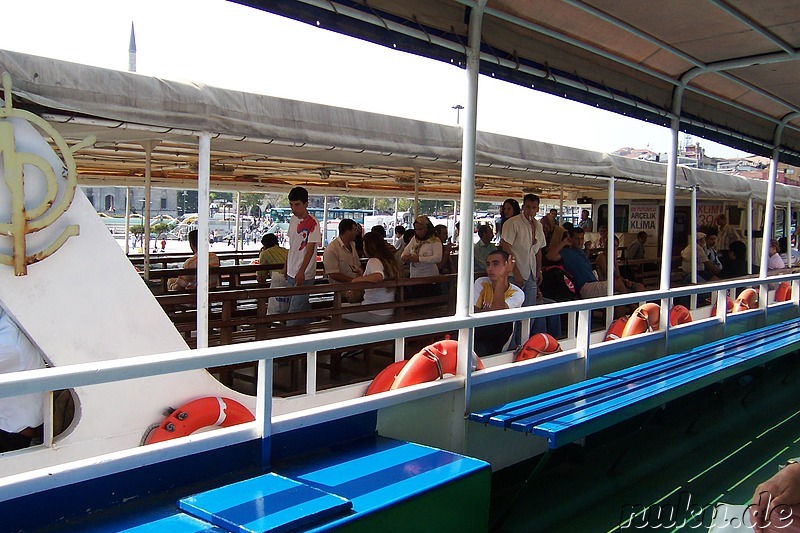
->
[[365, 360, 408, 396], [775, 281, 792, 302], [389, 339, 483, 391], [669, 305, 693, 326], [144, 396, 254, 444], [621, 303, 660, 338], [604, 316, 629, 341], [710, 296, 734, 315], [514, 333, 562, 362], [732, 288, 758, 313]]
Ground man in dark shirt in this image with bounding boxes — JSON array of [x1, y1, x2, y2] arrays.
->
[[713, 240, 748, 280]]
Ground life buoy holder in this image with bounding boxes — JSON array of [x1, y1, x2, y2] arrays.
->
[[144, 396, 254, 444], [732, 288, 758, 313], [775, 281, 792, 303], [621, 303, 660, 338], [669, 305, 693, 327], [514, 333, 562, 362], [604, 316, 629, 342]]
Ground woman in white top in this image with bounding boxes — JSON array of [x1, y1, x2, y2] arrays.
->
[[344, 232, 400, 324], [401, 215, 442, 278]]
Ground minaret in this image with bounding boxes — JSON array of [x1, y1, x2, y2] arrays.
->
[[128, 22, 137, 73]]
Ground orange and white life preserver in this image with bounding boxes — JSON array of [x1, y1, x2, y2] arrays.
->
[[144, 396, 254, 444], [669, 305, 693, 327], [775, 281, 792, 303], [388, 339, 484, 391], [365, 360, 408, 396], [621, 303, 660, 338], [710, 295, 735, 316], [604, 316, 629, 341], [514, 333, 562, 362], [732, 288, 758, 313]]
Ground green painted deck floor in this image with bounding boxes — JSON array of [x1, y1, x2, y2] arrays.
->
[[490, 351, 800, 532]]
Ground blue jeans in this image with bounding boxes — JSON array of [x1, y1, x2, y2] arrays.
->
[[286, 275, 314, 326]]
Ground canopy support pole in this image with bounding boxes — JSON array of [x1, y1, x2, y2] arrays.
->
[[661, 87, 683, 291], [786, 201, 792, 267], [456, 0, 487, 438], [760, 132, 782, 279], [142, 141, 156, 280], [746, 196, 754, 275], [413, 168, 420, 218], [690, 186, 698, 309], [323, 195, 329, 246], [124, 186, 131, 255], [234, 191, 241, 251], [196, 132, 211, 349], [558, 185, 564, 225], [606, 179, 615, 298]]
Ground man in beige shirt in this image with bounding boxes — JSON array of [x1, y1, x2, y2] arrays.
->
[[323, 218, 363, 283]]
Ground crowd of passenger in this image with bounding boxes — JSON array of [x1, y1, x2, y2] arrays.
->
[[165, 186, 798, 357]]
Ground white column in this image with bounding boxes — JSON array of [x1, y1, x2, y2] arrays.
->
[[124, 186, 131, 254], [661, 87, 684, 290], [559, 185, 564, 225], [606, 179, 615, 298], [196, 132, 211, 349], [143, 144, 153, 279], [786, 201, 792, 267], [323, 195, 330, 246], [455, 0, 488, 428], [760, 148, 780, 279], [234, 191, 241, 251], [690, 187, 698, 284], [747, 196, 754, 275], [413, 168, 420, 218]]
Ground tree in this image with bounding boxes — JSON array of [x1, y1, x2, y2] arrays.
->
[[339, 196, 372, 210]]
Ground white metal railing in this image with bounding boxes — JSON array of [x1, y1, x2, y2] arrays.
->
[[1, 272, 798, 495]]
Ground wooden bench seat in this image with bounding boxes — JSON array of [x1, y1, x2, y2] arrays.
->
[[470, 317, 800, 449]]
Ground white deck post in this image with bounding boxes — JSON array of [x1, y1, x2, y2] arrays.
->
[[661, 87, 684, 291], [760, 144, 780, 279], [456, 0, 488, 427], [747, 195, 754, 275], [197, 132, 211, 349], [124, 186, 131, 255], [690, 186, 698, 309], [323, 195, 329, 246], [786, 201, 792, 267], [234, 191, 241, 251], [143, 143, 153, 279]]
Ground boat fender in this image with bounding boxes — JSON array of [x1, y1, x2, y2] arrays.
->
[[669, 305, 693, 326], [514, 333, 562, 362], [144, 396, 254, 445], [710, 296, 735, 315], [732, 288, 758, 313], [775, 281, 792, 303], [604, 316, 629, 341], [621, 303, 660, 338]]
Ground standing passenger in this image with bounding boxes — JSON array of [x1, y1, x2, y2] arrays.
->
[[402, 216, 442, 296], [286, 187, 321, 326]]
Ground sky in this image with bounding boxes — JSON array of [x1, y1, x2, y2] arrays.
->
[[0, 0, 749, 159]]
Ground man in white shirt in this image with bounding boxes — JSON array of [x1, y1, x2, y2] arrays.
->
[[500, 193, 546, 305], [323, 219, 362, 283], [473, 250, 524, 356], [286, 186, 322, 326]]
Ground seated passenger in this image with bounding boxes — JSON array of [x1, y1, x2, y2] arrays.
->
[[473, 249, 524, 356], [768, 239, 786, 271], [712, 240, 749, 280], [559, 227, 628, 298], [323, 218, 363, 284], [596, 236, 644, 292], [540, 226, 578, 302], [626, 231, 647, 261], [0, 306, 46, 452], [473, 224, 497, 275], [256, 233, 288, 284], [681, 232, 719, 281], [343, 232, 399, 324], [167, 229, 220, 290]]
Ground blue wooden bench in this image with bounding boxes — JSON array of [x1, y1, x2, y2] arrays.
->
[[78, 437, 490, 533], [470, 317, 800, 449]]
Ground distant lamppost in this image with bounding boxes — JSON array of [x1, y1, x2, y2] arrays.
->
[[452, 104, 464, 125]]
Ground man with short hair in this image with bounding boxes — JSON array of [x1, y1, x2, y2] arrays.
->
[[393, 225, 405, 251], [681, 232, 719, 281], [716, 214, 742, 263], [472, 250, 524, 356], [713, 240, 748, 279], [705, 232, 723, 272], [541, 208, 558, 245], [167, 229, 220, 290], [627, 231, 648, 261], [500, 193, 545, 305], [323, 218, 362, 283], [286, 186, 322, 325], [473, 224, 496, 274], [560, 227, 626, 298]]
